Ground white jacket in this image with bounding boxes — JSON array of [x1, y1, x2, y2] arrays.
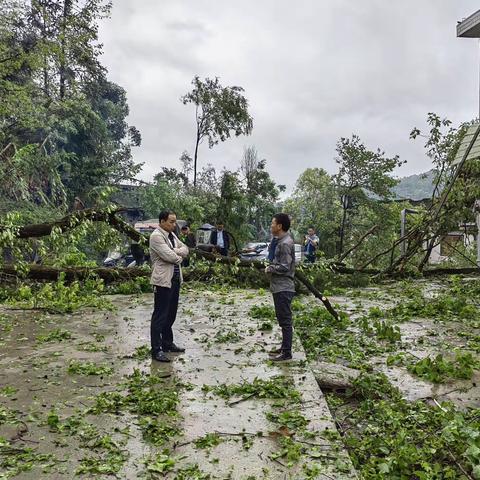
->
[[149, 228, 189, 288]]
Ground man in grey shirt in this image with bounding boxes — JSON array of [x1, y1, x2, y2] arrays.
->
[[265, 213, 296, 361]]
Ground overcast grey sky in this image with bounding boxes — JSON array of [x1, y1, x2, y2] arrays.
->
[[99, 1, 480, 191]]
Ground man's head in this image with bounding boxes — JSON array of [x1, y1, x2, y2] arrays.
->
[[216, 221, 224, 231], [307, 226, 315, 236], [271, 213, 291, 236], [181, 225, 190, 235], [159, 210, 177, 233]]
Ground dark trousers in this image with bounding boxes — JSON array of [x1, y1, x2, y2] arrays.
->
[[150, 277, 180, 353], [272, 291, 295, 353]]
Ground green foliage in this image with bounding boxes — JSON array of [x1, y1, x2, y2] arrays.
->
[[293, 302, 351, 362], [67, 360, 113, 376], [406, 352, 479, 384], [249, 304, 276, 330], [139, 154, 281, 246], [36, 328, 73, 343], [108, 276, 152, 295], [5, 274, 112, 313], [194, 432, 222, 449], [284, 167, 341, 256], [213, 328, 243, 344], [131, 344, 151, 360], [186, 257, 269, 289], [203, 376, 301, 403], [266, 410, 309, 431], [270, 436, 304, 466], [0, 439, 56, 478], [249, 304, 276, 320], [297, 261, 370, 295], [329, 372, 480, 479], [89, 369, 182, 446], [0, 0, 142, 210], [333, 134, 405, 257]]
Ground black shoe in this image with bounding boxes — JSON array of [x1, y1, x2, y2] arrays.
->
[[163, 344, 185, 353], [271, 352, 292, 362], [269, 347, 282, 355], [152, 351, 171, 362]]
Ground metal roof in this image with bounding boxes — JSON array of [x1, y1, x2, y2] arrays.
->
[[453, 123, 480, 165], [457, 10, 480, 38]]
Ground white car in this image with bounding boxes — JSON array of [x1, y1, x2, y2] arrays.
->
[[240, 242, 303, 264]]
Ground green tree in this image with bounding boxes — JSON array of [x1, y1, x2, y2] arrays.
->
[[241, 146, 284, 239], [333, 135, 404, 255], [284, 168, 341, 257], [181, 76, 253, 186], [0, 0, 141, 211]]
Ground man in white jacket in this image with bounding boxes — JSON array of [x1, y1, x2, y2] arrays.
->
[[149, 210, 189, 362]]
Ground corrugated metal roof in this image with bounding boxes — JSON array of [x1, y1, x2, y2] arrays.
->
[[457, 9, 480, 37], [453, 123, 480, 165]]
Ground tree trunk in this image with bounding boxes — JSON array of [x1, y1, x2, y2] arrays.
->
[[193, 131, 200, 187], [3, 208, 143, 242], [0, 264, 149, 283], [338, 201, 348, 255], [59, 0, 72, 99]]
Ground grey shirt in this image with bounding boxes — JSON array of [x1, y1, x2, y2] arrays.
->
[[268, 234, 295, 293]]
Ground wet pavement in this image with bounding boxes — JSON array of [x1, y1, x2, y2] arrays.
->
[[0, 288, 357, 479], [329, 280, 480, 409]]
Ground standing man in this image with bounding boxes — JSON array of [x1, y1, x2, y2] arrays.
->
[[304, 226, 319, 263], [265, 213, 296, 361], [180, 224, 196, 248], [149, 210, 189, 362], [179, 224, 196, 267], [210, 221, 230, 256]]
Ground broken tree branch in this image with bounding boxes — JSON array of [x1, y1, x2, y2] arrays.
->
[[337, 225, 378, 263], [2, 207, 144, 242]]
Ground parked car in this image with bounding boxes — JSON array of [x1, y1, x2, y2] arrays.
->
[[103, 249, 136, 268], [239, 241, 303, 264], [240, 242, 269, 262]]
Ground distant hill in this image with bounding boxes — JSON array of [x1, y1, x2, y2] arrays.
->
[[392, 170, 435, 201]]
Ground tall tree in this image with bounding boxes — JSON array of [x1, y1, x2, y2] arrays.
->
[[0, 0, 141, 207], [333, 135, 404, 255], [181, 76, 253, 186], [241, 146, 283, 238], [284, 168, 341, 257]]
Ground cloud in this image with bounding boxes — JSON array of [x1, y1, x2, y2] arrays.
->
[[99, 0, 480, 191]]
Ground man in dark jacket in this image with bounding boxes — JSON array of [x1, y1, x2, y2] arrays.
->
[[210, 221, 230, 256], [265, 213, 296, 361], [180, 225, 196, 267]]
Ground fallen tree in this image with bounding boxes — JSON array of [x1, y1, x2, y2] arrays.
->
[[0, 208, 341, 320], [0, 264, 149, 283]]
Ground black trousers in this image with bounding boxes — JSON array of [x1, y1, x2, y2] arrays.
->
[[272, 291, 295, 353], [150, 276, 180, 353]]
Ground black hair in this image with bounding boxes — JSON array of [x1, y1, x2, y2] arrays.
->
[[159, 210, 176, 223], [181, 225, 189, 230], [308, 226, 315, 230], [216, 220, 224, 225], [273, 213, 291, 232]]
